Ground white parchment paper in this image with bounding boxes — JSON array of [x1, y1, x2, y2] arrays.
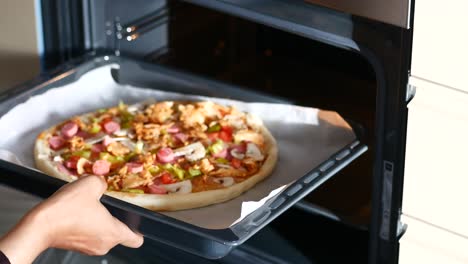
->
[[0, 65, 355, 229]]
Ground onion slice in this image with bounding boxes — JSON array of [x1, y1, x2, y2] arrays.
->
[[173, 142, 206, 161], [246, 143, 264, 161], [161, 180, 192, 194], [213, 177, 235, 187]]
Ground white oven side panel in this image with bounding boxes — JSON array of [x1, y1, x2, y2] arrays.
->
[[411, 0, 468, 93], [401, 78, 468, 263]]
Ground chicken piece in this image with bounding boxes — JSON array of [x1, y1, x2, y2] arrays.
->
[[141, 153, 155, 168], [68, 136, 85, 151], [107, 175, 122, 191], [189, 127, 208, 140], [220, 115, 246, 130], [71, 117, 87, 130], [195, 101, 222, 119], [121, 173, 150, 189], [107, 142, 130, 156], [118, 165, 128, 177], [209, 167, 248, 178], [242, 157, 259, 174], [233, 130, 264, 146], [146, 101, 174, 123], [199, 158, 214, 174], [106, 107, 120, 116], [133, 113, 149, 123], [179, 104, 206, 128], [134, 122, 161, 141]]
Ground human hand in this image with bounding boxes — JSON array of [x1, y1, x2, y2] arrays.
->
[[0, 176, 143, 264]]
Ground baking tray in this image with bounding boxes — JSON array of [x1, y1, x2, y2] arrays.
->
[[0, 55, 367, 259]]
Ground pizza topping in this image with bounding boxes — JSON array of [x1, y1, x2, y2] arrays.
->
[[69, 149, 91, 159], [88, 123, 101, 134], [102, 135, 115, 146], [159, 172, 176, 184], [173, 132, 188, 143], [157, 147, 175, 163], [242, 157, 260, 173], [134, 123, 161, 141], [76, 158, 90, 175], [174, 142, 206, 161], [106, 142, 130, 156], [213, 148, 228, 159], [46, 100, 270, 195], [246, 113, 263, 128], [230, 145, 246, 160], [92, 159, 111, 175], [91, 144, 105, 153], [65, 156, 80, 169], [68, 136, 86, 152], [61, 122, 79, 138], [146, 101, 174, 123], [210, 167, 247, 178], [213, 177, 235, 187], [48, 136, 65, 150], [76, 130, 91, 139], [188, 168, 202, 177], [231, 158, 242, 168], [234, 130, 264, 146], [99, 152, 125, 165], [126, 162, 143, 174], [218, 126, 234, 142], [222, 114, 246, 130], [179, 104, 206, 128], [122, 189, 145, 194], [199, 158, 214, 173], [245, 143, 264, 161], [103, 120, 121, 134], [84, 133, 107, 145], [167, 125, 180, 134], [57, 163, 73, 175], [122, 173, 151, 189], [147, 184, 168, 194], [207, 123, 221, 133], [134, 141, 144, 154], [113, 129, 128, 137], [162, 180, 192, 194]]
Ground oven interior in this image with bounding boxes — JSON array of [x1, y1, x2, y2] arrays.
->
[[121, 1, 378, 226], [114, 1, 376, 261]]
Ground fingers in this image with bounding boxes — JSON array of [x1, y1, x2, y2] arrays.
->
[[77, 176, 108, 198], [112, 217, 144, 249]]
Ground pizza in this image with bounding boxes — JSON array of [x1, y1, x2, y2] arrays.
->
[[34, 100, 278, 211]]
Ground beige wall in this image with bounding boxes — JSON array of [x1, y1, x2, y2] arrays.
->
[[0, 0, 40, 91]]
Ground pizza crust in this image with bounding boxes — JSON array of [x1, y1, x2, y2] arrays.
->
[[34, 109, 278, 211]]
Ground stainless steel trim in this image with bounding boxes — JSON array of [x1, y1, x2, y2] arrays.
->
[[305, 0, 411, 28]]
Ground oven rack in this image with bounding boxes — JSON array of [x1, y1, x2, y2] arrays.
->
[[0, 55, 367, 259]]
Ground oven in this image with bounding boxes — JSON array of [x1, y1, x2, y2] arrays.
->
[[0, 0, 414, 263]]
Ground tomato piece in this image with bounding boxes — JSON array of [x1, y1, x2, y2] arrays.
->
[[65, 156, 80, 169], [221, 125, 233, 134], [207, 132, 219, 141], [219, 131, 233, 142], [160, 172, 175, 184], [231, 158, 242, 169]]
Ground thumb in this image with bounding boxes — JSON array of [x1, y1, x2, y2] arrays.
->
[[78, 175, 108, 199], [113, 217, 144, 248]]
